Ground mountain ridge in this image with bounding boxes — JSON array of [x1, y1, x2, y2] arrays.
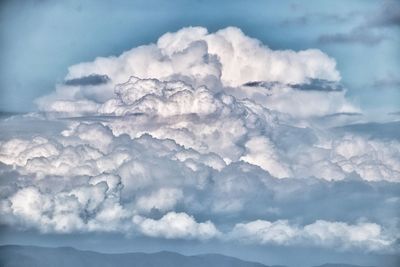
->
[[0, 245, 376, 267]]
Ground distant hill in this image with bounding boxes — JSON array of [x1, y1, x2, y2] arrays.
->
[[313, 264, 375, 267], [0, 245, 378, 267], [0, 245, 268, 267]]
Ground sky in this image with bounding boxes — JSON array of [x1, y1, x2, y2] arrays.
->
[[0, 1, 400, 267]]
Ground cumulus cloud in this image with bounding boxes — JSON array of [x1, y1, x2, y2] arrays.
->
[[64, 27, 339, 87], [133, 212, 220, 240], [0, 27, 399, 253], [240, 136, 292, 178], [237, 80, 358, 118], [3, 182, 129, 233], [287, 134, 400, 182], [229, 219, 396, 252], [36, 26, 345, 119], [0, 121, 398, 247], [330, 136, 400, 182], [135, 188, 183, 213]]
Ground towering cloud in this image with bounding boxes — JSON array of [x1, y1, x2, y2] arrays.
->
[[36, 27, 351, 118], [67, 27, 339, 86], [0, 27, 398, 254]]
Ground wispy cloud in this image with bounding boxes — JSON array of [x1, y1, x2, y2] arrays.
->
[[281, 12, 358, 26], [318, 28, 385, 46], [371, 74, 400, 89], [317, 0, 399, 46], [368, 0, 400, 28]]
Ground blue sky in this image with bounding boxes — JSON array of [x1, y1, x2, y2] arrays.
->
[[1, 0, 399, 117]]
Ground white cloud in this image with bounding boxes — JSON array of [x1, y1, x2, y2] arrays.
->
[[2, 179, 397, 250], [28, 27, 365, 180], [229, 219, 298, 245], [0, 26, 399, 254], [229, 219, 396, 252], [9, 187, 52, 226], [240, 136, 292, 178], [62, 27, 339, 90], [135, 188, 183, 213], [331, 136, 400, 182], [0, 137, 59, 166], [233, 81, 359, 118], [36, 26, 346, 119], [133, 212, 220, 240], [319, 135, 400, 182], [0, 120, 398, 250]]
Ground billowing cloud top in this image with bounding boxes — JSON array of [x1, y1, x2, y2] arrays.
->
[[1, 27, 399, 254], [69, 27, 340, 85], [36, 26, 351, 118]]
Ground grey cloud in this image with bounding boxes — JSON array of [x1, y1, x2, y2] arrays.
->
[[334, 121, 400, 141], [369, 0, 400, 28], [311, 112, 364, 128], [318, 28, 385, 46], [371, 75, 400, 89], [317, 1, 399, 46], [323, 112, 362, 118], [281, 16, 309, 26], [0, 114, 67, 141], [281, 13, 357, 26], [0, 111, 24, 118], [283, 1, 399, 30], [64, 74, 110, 86], [291, 79, 344, 92], [243, 79, 343, 92]]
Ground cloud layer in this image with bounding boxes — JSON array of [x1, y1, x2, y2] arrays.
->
[[229, 219, 394, 252], [0, 27, 399, 254]]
